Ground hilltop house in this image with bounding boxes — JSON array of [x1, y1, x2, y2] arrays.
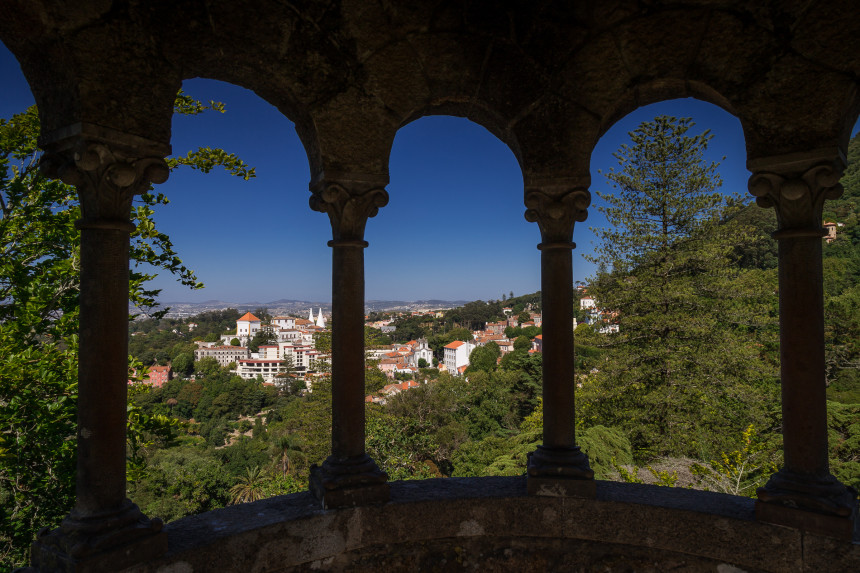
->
[[143, 365, 172, 388], [443, 340, 474, 376]]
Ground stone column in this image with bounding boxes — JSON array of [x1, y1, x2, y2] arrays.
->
[[748, 149, 858, 540], [31, 135, 170, 571], [523, 181, 595, 497], [308, 175, 390, 508]]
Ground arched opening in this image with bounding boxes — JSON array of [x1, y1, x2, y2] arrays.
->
[[359, 115, 544, 479], [121, 77, 343, 519], [138, 78, 325, 304], [576, 98, 786, 490], [369, 115, 532, 300]]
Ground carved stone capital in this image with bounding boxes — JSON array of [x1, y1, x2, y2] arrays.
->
[[747, 149, 845, 238], [524, 186, 591, 247], [41, 139, 169, 228], [309, 177, 389, 243]]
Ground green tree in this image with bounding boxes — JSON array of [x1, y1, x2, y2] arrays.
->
[[513, 336, 531, 351], [365, 414, 437, 481], [822, 133, 860, 397], [583, 116, 779, 460], [194, 356, 223, 378], [313, 330, 332, 353], [248, 327, 275, 353], [466, 342, 500, 373], [827, 401, 860, 492], [270, 434, 305, 477], [172, 352, 194, 377], [128, 445, 232, 522], [365, 366, 388, 395]]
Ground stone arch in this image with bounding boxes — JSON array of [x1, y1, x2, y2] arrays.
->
[[396, 103, 524, 173], [173, 70, 323, 184], [372, 114, 528, 296], [354, 34, 542, 181], [596, 79, 738, 146]]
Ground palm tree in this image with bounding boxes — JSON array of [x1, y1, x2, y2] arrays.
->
[[229, 465, 266, 504], [271, 434, 304, 477]]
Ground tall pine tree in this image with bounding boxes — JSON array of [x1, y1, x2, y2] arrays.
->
[[580, 116, 779, 460]]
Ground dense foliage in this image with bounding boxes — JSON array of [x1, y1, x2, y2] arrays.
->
[[581, 116, 781, 460]]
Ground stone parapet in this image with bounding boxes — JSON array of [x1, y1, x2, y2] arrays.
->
[[122, 477, 859, 573]]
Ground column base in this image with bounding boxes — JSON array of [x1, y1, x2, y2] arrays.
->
[[309, 454, 389, 509], [29, 499, 166, 572], [526, 445, 595, 498], [756, 469, 859, 540]]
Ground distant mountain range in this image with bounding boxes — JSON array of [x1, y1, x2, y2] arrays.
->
[[133, 298, 471, 318]]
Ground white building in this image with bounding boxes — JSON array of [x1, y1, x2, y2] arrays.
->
[[272, 316, 297, 330], [236, 358, 284, 384], [194, 345, 250, 368], [237, 312, 262, 338], [222, 312, 263, 345], [443, 340, 474, 376]]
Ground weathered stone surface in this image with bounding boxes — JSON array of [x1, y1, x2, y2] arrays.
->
[[2, 1, 857, 176], [121, 478, 855, 573], [527, 475, 597, 498], [756, 499, 857, 541]]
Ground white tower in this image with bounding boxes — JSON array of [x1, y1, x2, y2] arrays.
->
[[316, 308, 326, 328], [308, 308, 314, 321]]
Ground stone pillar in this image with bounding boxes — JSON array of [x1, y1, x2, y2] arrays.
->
[[748, 148, 858, 540], [30, 134, 170, 571], [308, 174, 390, 508], [523, 181, 595, 497]]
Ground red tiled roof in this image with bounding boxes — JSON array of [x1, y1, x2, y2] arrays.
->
[[444, 341, 466, 349], [238, 312, 261, 322]]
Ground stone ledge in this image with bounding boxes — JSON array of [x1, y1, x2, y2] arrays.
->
[[121, 477, 858, 573]]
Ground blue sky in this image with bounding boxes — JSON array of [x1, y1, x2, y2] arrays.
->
[[2, 44, 858, 303]]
